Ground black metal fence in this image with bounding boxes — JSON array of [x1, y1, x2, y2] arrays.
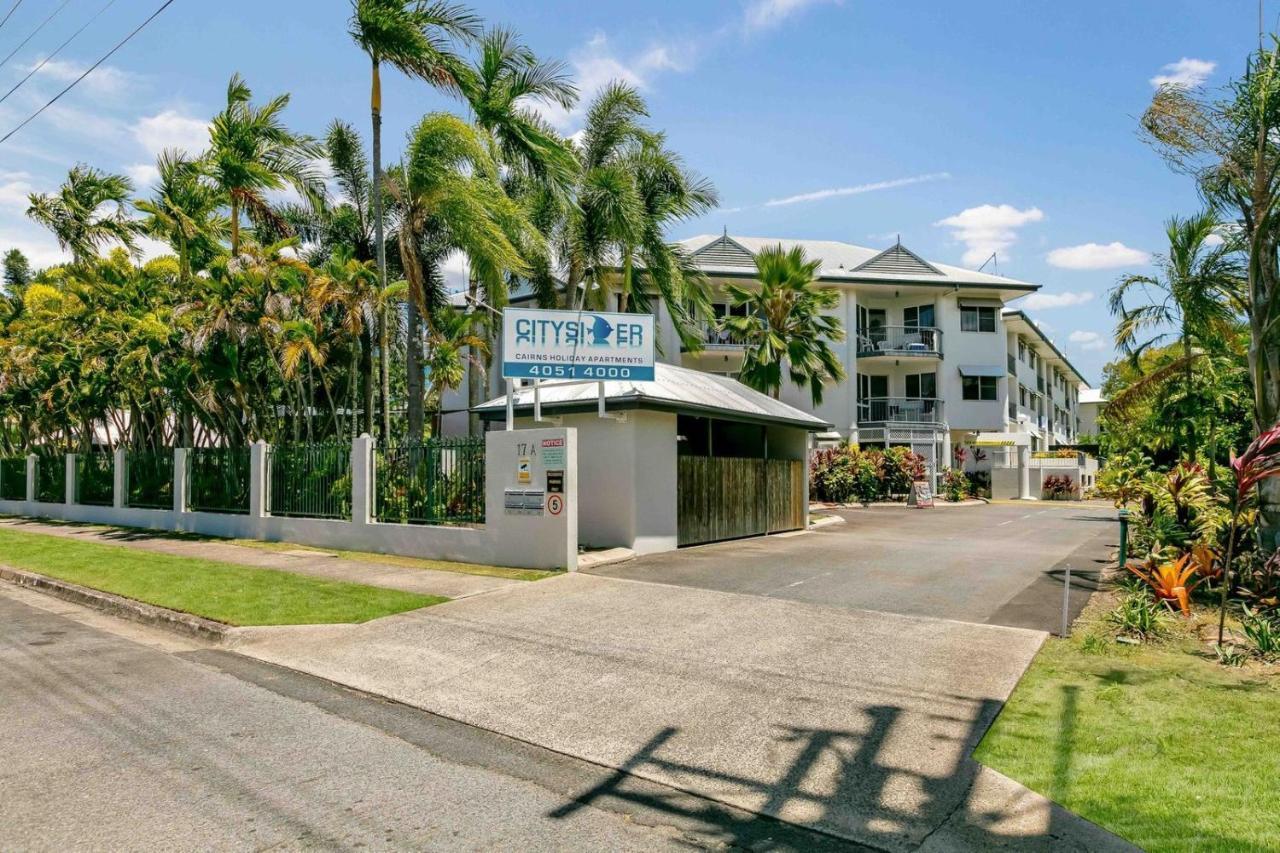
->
[[0, 458, 25, 501], [125, 449, 174, 509], [375, 437, 485, 526], [268, 444, 351, 520], [187, 446, 251, 514], [76, 452, 115, 506], [35, 452, 63, 503]]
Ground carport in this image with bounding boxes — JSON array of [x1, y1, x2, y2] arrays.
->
[[475, 364, 829, 554]]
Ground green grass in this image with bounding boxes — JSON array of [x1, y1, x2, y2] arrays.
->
[[229, 538, 557, 581], [0, 527, 444, 626], [975, 614, 1280, 852]]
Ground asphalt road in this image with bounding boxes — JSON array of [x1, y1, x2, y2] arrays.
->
[[0, 587, 857, 852], [590, 503, 1117, 632]]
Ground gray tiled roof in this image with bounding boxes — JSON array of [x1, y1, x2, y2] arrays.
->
[[475, 363, 831, 430], [680, 234, 1037, 289]]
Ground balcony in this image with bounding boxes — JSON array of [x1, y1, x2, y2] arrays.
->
[[689, 325, 745, 350], [857, 397, 945, 425], [856, 326, 943, 359]]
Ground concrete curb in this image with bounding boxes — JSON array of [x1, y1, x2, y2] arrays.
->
[[807, 514, 845, 529], [0, 565, 232, 643]]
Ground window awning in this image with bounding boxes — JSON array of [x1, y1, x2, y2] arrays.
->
[[957, 298, 1004, 308], [958, 364, 1005, 378]]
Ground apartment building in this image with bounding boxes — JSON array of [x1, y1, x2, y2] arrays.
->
[[447, 233, 1091, 480]]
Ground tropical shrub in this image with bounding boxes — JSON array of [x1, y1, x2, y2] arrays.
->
[[1042, 474, 1076, 500], [809, 444, 924, 504], [966, 469, 991, 498], [1095, 448, 1154, 508], [941, 468, 968, 502], [881, 446, 926, 496], [1240, 606, 1280, 658], [1107, 590, 1170, 638], [1127, 553, 1201, 616]]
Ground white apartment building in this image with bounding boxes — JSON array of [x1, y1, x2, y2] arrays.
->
[[446, 233, 1091, 479]]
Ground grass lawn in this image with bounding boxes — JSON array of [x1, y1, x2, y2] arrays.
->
[[229, 538, 556, 581], [975, 604, 1280, 852], [0, 527, 444, 626]]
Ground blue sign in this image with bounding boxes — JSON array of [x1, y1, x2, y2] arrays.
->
[[501, 308, 656, 381]]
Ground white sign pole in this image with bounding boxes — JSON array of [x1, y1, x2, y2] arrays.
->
[[505, 378, 515, 432], [534, 379, 542, 423]]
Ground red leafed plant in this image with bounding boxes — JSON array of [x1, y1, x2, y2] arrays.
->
[[1218, 423, 1280, 645], [1129, 553, 1201, 617]]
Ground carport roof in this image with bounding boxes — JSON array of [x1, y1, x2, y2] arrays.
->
[[475, 363, 833, 430]]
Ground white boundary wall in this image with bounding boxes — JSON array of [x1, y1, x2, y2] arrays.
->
[[0, 428, 578, 571]]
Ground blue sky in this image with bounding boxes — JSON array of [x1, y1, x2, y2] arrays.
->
[[0, 0, 1268, 383]]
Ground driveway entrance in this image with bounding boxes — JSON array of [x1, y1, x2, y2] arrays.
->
[[589, 502, 1117, 632]]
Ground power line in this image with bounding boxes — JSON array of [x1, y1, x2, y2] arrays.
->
[[0, 0, 120, 107], [0, 1, 25, 36], [0, 0, 72, 72], [0, 0, 176, 146]]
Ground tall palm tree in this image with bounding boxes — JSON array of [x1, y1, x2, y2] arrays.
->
[[205, 73, 325, 255], [386, 113, 534, 438], [135, 150, 228, 283], [347, 0, 480, 442], [423, 303, 486, 435], [722, 244, 846, 404], [26, 165, 138, 265], [458, 26, 578, 433], [1110, 210, 1245, 456], [559, 84, 717, 347], [310, 246, 382, 437]]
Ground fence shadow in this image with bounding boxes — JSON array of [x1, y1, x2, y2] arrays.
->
[[543, 696, 1093, 850]]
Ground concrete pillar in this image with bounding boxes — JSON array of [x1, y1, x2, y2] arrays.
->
[[1018, 444, 1032, 500], [64, 453, 76, 505], [249, 441, 269, 518], [352, 434, 375, 526], [802, 432, 812, 529], [113, 447, 127, 509], [942, 430, 953, 471], [172, 448, 188, 515], [25, 454, 36, 502]]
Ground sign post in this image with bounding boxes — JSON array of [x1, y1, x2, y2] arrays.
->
[[500, 307, 656, 429]]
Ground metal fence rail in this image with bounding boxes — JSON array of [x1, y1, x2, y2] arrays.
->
[[375, 437, 485, 526], [0, 458, 25, 501], [126, 449, 174, 509], [187, 447, 251, 514], [35, 453, 63, 503], [76, 452, 114, 506], [268, 444, 351, 520]]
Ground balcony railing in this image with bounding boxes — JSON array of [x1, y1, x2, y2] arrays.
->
[[857, 397, 945, 425], [856, 326, 942, 358], [695, 325, 745, 349]]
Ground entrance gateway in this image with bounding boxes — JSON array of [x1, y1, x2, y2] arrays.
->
[[479, 310, 830, 555]]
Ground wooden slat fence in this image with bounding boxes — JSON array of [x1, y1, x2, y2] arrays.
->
[[677, 456, 805, 547]]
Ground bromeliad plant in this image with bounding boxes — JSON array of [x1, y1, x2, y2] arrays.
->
[[1127, 553, 1202, 616], [1218, 423, 1280, 646]]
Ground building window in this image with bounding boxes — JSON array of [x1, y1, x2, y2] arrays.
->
[[962, 375, 998, 401], [905, 372, 937, 399], [960, 305, 996, 332], [903, 304, 936, 329], [1018, 340, 1027, 362], [1019, 386, 1028, 407]]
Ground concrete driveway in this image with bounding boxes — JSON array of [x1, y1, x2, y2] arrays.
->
[[235, 573, 1131, 851], [589, 503, 1118, 632]]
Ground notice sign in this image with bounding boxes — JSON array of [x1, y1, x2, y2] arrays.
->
[[541, 437, 566, 469], [502, 307, 655, 381], [545, 470, 564, 494]]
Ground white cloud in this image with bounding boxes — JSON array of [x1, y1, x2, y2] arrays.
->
[[1068, 330, 1108, 352], [765, 172, 951, 207], [529, 33, 696, 131], [125, 163, 160, 191], [0, 172, 35, 212], [133, 110, 209, 159], [1022, 291, 1094, 310], [1203, 232, 1225, 247], [743, 0, 840, 33], [23, 59, 139, 96], [934, 203, 1045, 267], [1046, 241, 1149, 270], [1150, 57, 1215, 89]]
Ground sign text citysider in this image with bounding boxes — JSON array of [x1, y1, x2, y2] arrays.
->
[[501, 307, 655, 381]]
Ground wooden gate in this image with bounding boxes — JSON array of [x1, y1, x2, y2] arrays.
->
[[677, 456, 805, 547]]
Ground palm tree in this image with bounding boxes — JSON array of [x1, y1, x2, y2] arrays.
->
[[310, 246, 382, 436], [3, 249, 32, 290], [559, 84, 717, 347], [423, 303, 486, 435], [386, 112, 534, 438], [347, 0, 481, 442], [1110, 210, 1245, 456], [205, 73, 325, 255], [26, 165, 138, 265], [722, 244, 846, 404], [135, 150, 228, 283], [458, 27, 578, 433]]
